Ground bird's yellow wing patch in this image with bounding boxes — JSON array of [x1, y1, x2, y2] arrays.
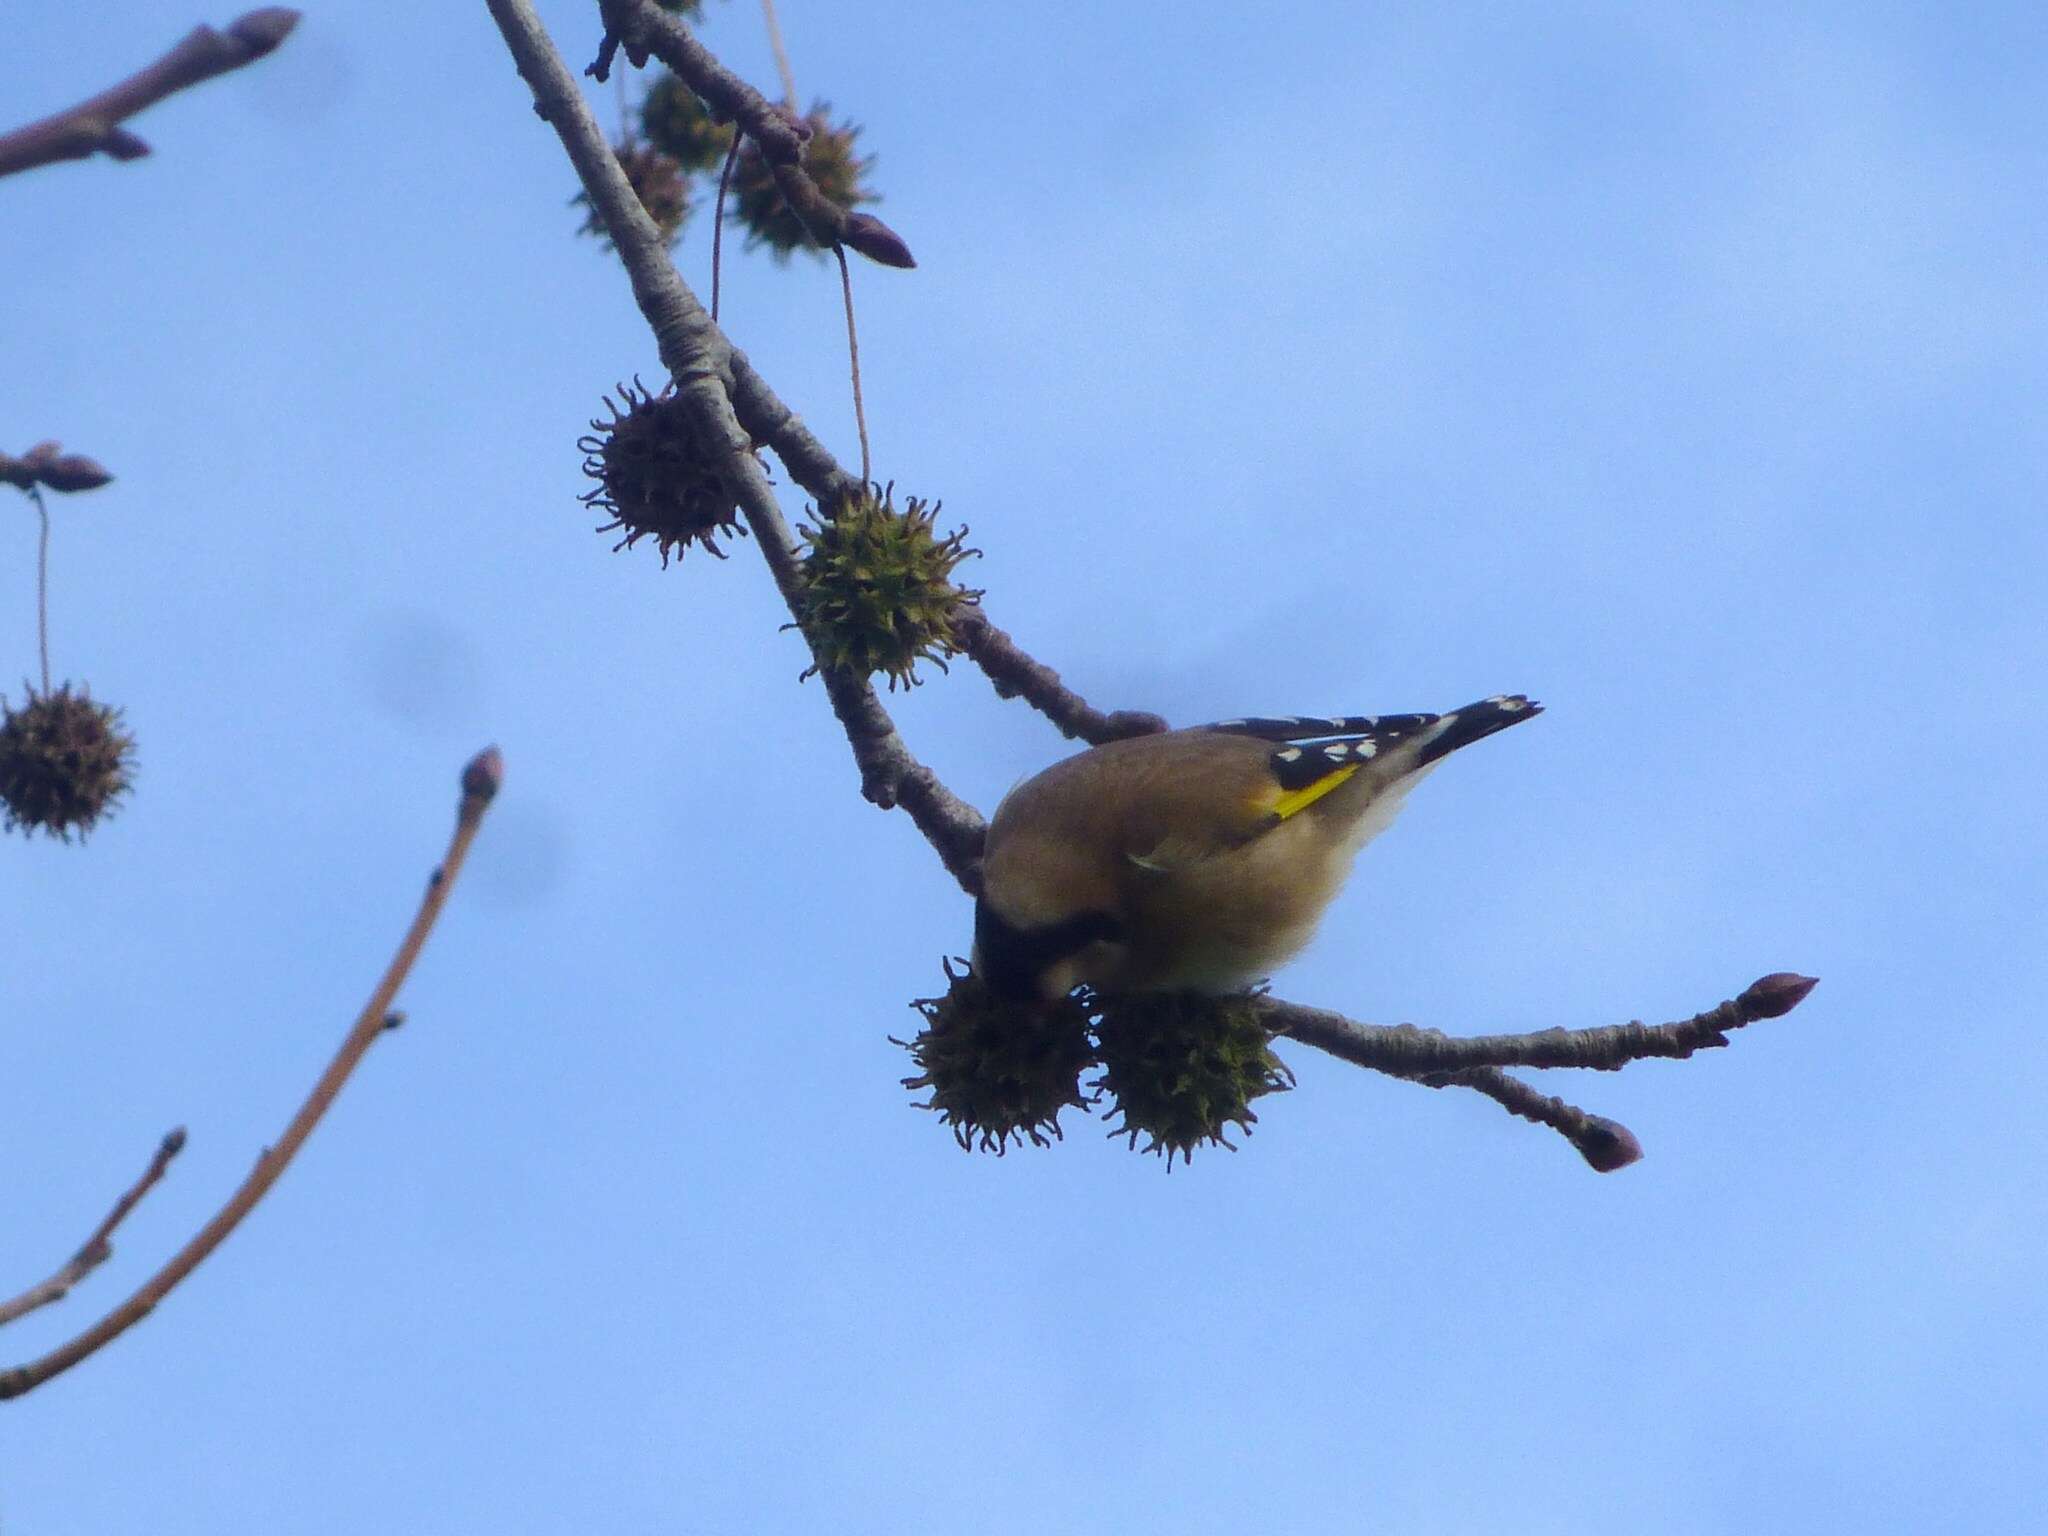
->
[[1266, 762, 1359, 821]]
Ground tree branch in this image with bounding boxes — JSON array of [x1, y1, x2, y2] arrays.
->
[[488, 0, 990, 885], [495, 0, 1814, 1173], [1267, 973, 1818, 1077], [1258, 974, 1813, 1168], [0, 748, 502, 1400], [953, 609, 1170, 746], [0, 9, 300, 181], [1397, 1068, 1645, 1172], [590, 0, 915, 268], [0, 1129, 187, 1330]]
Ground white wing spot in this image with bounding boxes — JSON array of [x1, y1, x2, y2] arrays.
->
[[1215, 718, 1247, 728], [1357, 740, 1377, 757], [1276, 747, 1302, 762], [1322, 743, 1349, 760]]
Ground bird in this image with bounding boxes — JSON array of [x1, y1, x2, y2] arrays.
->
[[972, 695, 1542, 1002]]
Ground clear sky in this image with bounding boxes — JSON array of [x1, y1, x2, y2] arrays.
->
[[5, 2, 2044, 1531]]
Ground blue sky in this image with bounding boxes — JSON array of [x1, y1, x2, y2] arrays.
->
[[5, 1, 2044, 1530]]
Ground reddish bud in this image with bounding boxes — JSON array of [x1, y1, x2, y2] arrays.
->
[[4, 442, 112, 491], [1577, 1116, 1644, 1173], [843, 212, 916, 269], [230, 8, 302, 58], [1739, 973, 1819, 1019], [39, 455, 113, 492], [461, 745, 504, 803]]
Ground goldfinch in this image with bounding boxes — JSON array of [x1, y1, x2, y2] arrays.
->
[[973, 695, 1541, 1001]]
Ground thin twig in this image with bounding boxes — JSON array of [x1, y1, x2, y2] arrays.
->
[[757, 0, 798, 107], [0, 748, 503, 1400], [32, 486, 51, 692], [0, 1129, 188, 1330], [1268, 973, 1818, 1078], [1271, 975, 1814, 1168], [952, 609, 1170, 746], [0, 9, 300, 180], [490, 0, 983, 887], [1397, 1067, 1643, 1172], [834, 247, 870, 487], [590, 0, 915, 268]]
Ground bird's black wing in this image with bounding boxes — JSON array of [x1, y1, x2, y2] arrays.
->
[[1196, 698, 1541, 793]]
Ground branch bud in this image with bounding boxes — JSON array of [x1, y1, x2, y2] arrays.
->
[[1576, 1116, 1643, 1173], [40, 454, 114, 492], [461, 745, 504, 804], [230, 8, 303, 58], [842, 212, 916, 269], [1738, 972, 1818, 1019]]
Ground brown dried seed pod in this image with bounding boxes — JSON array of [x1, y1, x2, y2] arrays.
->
[[0, 683, 137, 842]]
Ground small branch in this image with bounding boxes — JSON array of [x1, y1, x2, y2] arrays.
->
[[591, 0, 915, 268], [0, 9, 300, 180], [489, 0, 987, 885], [1265, 975, 1816, 1170], [3, 442, 114, 494], [953, 609, 1170, 745], [1268, 973, 1818, 1077], [1400, 1068, 1644, 1173], [0, 747, 502, 1400], [0, 1130, 187, 1330]]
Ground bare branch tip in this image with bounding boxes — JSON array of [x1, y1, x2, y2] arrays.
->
[[230, 8, 302, 56], [3, 443, 113, 493], [1576, 1117, 1644, 1173], [1739, 972, 1819, 1019], [460, 745, 504, 804], [842, 212, 917, 270]]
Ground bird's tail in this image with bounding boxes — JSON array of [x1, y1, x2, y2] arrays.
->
[[1406, 694, 1543, 770]]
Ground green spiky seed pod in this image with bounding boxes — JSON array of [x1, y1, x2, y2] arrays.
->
[[898, 960, 1096, 1154], [1092, 992, 1294, 1165], [640, 73, 735, 174], [578, 378, 754, 565], [730, 102, 876, 259], [576, 141, 690, 250], [794, 486, 980, 690], [0, 683, 136, 841]]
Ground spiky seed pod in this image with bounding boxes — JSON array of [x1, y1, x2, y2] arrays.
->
[[640, 72, 735, 174], [897, 961, 1096, 1154], [1092, 992, 1295, 1165], [793, 486, 981, 690], [730, 102, 877, 259], [0, 683, 136, 841], [576, 141, 690, 250], [578, 378, 754, 565]]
